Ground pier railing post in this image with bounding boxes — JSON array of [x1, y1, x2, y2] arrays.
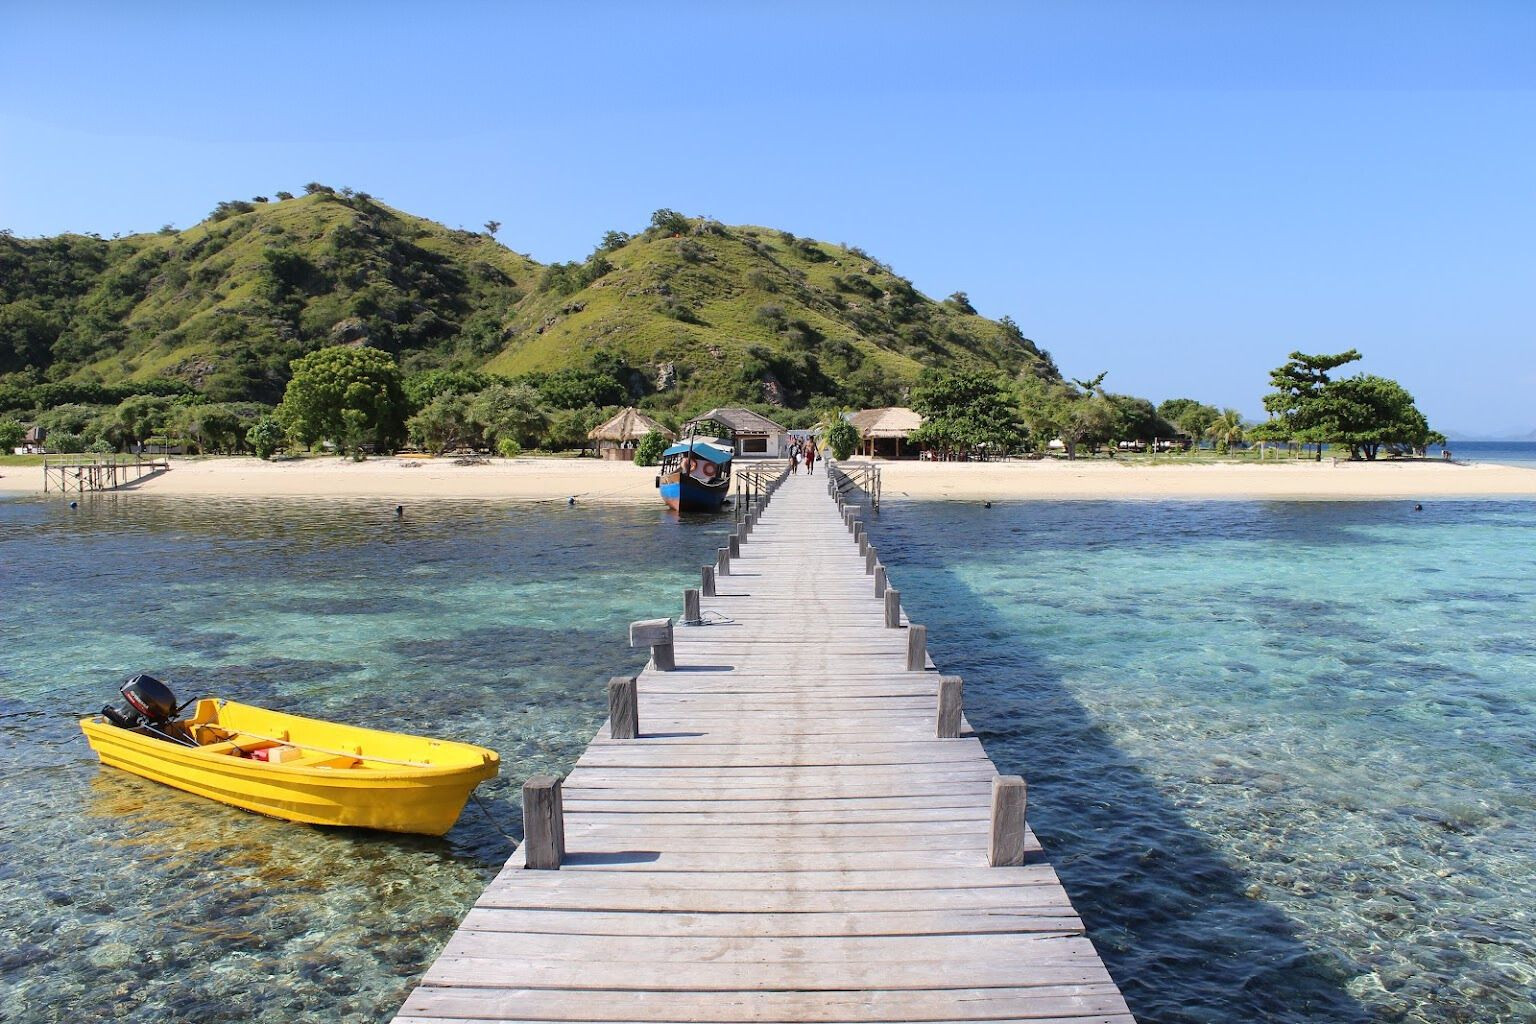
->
[[701, 565, 715, 597], [608, 675, 639, 740], [717, 547, 731, 577], [683, 588, 702, 625], [885, 588, 901, 628], [729, 532, 741, 558], [874, 564, 887, 597], [859, 532, 870, 557], [906, 624, 927, 670], [988, 776, 1027, 867], [936, 675, 964, 738], [522, 775, 566, 869], [630, 617, 676, 671], [864, 547, 877, 574]]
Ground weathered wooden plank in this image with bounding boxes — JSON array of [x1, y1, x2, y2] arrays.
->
[[456, 905, 1083, 938], [399, 983, 1128, 1021]]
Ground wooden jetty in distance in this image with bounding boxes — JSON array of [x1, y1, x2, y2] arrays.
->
[[42, 455, 169, 493], [393, 466, 1134, 1024]]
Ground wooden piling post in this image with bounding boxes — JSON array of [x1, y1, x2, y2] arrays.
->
[[936, 676, 964, 738], [729, 533, 741, 558], [885, 588, 901, 628], [630, 617, 676, 671], [683, 588, 701, 625], [701, 564, 715, 597], [608, 675, 639, 740], [874, 564, 887, 598], [865, 547, 877, 574], [858, 532, 870, 557], [988, 776, 1027, 867], [522, 775, 566, 869], [906, 624, 927, 670], [717, 547, 730, 577]]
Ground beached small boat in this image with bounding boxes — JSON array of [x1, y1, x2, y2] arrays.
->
[[656, 439, 733, 512], [81, 676, 499, 836]]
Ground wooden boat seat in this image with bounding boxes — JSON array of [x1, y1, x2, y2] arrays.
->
[[198, 737, 276, 756]]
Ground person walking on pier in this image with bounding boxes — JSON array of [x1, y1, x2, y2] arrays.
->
[[803, 441, 816, 475]]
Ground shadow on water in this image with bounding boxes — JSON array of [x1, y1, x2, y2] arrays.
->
[[860, 496, 1375, 1024]]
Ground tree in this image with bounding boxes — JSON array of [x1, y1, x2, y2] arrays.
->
[[1260, 349, 1362, 460], [908, 369, 1023, 459], [0, 418, 23, 451], [1206, 408, 1246, 452], [826, 417, 858, 460], [1018, 377, 1113, 459], [407, 392, 478, 454], [1257, 350, 1438, 460], [650, 208, 690, 235], [483, 220, 501, 237], [1157, 398, 1220, 445], [274, 345, 408, 455], [246, 416, 286, 459], [467, 382, 547, 449], [945, 291, 977, 315], [634, 429, 669, 466], [1311, 375, 1438, 460], [597, 230, 632, 253]]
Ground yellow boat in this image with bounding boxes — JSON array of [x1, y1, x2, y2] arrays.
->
[[80, 697, 500, 836]]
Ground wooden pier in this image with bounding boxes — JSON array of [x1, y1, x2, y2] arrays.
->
[[42, 455, 169, 493], [393, 468, 1134, 1024]]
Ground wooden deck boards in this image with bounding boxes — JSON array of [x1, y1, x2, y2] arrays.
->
[[393, 471, 1133, 1024]]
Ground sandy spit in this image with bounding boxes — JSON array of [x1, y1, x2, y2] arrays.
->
[[4, 455, 1534, 503]]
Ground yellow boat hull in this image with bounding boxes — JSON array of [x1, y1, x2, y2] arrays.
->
[[80, 699, 500, 836]]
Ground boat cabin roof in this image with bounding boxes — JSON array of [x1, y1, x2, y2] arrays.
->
[[663, 440, 734, 462]]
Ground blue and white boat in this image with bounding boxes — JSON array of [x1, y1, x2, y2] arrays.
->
[[656, 439, 733, 513]]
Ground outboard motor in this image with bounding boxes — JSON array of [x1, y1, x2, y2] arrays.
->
[[102, 673, 180, 730]]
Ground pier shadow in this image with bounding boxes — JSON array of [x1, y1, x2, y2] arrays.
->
[[862, 501, 1375, 1024]]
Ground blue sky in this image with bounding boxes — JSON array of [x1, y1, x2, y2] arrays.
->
[[3, 2, 1532, 435]]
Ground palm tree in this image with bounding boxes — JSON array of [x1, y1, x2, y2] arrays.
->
[[1206, 408, 1246, 453]]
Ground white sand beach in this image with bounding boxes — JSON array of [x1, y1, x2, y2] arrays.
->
[[5, 454, 1535, 502]]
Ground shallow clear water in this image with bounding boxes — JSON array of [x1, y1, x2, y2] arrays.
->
[[867, 497, 1536, 1024], [0, 494, 729, 1024], [3, 492, 1534, 1023]]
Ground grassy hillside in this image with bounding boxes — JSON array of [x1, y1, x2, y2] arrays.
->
[[490, 217, 1055, 412], [1, 189, 536, 403], [1, 195, 1057, 414]]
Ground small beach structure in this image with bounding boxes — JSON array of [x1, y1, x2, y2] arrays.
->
[[683, 407, 787, 457], [588, 407, 674, 461], [847, 405, 924, 458]]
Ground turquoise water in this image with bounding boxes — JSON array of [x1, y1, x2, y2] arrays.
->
[[0, 495, 729, 1024], [2, 492, 1534, 1023], [868, 497, 1536, 1024]]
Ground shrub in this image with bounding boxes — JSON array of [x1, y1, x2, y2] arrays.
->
[[497, 437, 522, 458], [48, 430, 86, 453], [85, 438, 115, 454], [746, 269, 777, 292], [246, 416, 286, 459], [275, 191, 295, 200], [634, 429, 668, 466], [827, 417, 858, 460], [0, 419, 23, 451]]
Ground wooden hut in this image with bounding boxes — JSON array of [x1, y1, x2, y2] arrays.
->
[[846, 407, 924, 458], [682, 408, 788, 457], [588, 408, 674, 461]]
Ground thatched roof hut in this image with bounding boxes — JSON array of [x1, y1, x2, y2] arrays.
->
[[845, 407, 924, 458], [589, 408, 673, 459]]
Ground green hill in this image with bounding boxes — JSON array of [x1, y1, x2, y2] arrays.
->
[[1, 193, 1058, 415]]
